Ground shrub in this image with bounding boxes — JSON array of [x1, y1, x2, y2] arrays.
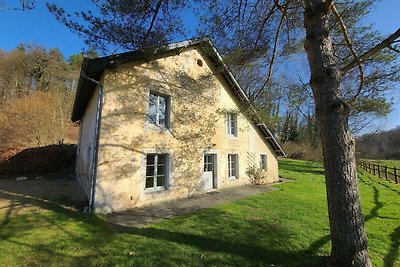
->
[[246, 165, 267, 185]]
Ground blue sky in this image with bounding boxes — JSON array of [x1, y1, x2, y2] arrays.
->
[[0, 0, 399, 131]]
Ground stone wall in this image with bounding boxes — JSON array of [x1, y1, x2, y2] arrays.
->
[[92, 47, 279, 213]]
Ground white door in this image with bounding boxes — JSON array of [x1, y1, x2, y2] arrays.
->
[[203, 154, 215, 190]]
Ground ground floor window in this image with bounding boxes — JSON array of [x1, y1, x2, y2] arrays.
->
[[145, 154, 168, 189], [260, 154, 267, 171], [228, 154, 239, 179]]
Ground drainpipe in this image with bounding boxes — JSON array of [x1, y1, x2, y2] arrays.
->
[[82, 72, 104, 212]]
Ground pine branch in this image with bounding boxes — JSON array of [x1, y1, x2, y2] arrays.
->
[[341, 28, 400, 73], [388, 45, 400, 53], [141, 0, 163, 48], [330, 2, 364, 102]]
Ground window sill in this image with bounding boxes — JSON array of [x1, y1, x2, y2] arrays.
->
[[228, 176, 239, 180], [144, 122, 171, 133], [227, 134, 239, 139], [144, 186, 168, 193]]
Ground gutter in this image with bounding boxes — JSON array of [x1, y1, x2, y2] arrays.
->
[[82, 72, 104, 212]]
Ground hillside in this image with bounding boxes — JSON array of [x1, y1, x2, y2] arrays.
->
[[356, 127, 400, 159]]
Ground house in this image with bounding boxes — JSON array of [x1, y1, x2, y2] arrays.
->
[[72, 37, 286, 213]]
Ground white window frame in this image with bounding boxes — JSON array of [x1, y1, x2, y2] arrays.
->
[[144, 153, 169, 191], [227, 113, 238, 137], [228, 154, 239, 179], [147, 91, 170, 128], [260, 154, 267, 171]]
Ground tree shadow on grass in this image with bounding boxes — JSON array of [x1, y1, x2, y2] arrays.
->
[[358, 170, 400, 195], [0, 190, 117, 266], [0, 174, 331, 266], [117, 210, 330, 267], [363, 186, 384, 222], [358, 172, 399, 220], [358, 171, 400, 266], [279, 161, 325, 176], [384, 226, 400, 267], [0, 176, 114, 265]]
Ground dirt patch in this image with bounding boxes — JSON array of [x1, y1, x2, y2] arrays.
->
[[0, 144, 76, 175]]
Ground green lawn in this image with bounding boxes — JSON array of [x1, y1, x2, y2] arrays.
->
[[0, 159, 398, 266]]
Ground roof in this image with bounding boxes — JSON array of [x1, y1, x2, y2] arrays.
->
[[72, 37, 286, 157]]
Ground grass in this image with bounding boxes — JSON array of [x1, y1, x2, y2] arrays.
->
[[0, 159, 399, 266]]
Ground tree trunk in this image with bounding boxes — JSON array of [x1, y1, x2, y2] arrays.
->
[[303, 1, 372, 266]]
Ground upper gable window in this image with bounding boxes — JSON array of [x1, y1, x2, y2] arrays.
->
[[260, 154, 267, 171], [227, 113, 238, 137], [147, 92, 170, 128]]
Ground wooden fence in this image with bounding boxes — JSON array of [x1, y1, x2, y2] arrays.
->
[[359, 162, 399, 184]]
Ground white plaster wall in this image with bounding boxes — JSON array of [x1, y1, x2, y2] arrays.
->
[[75, 86, 99, 199]]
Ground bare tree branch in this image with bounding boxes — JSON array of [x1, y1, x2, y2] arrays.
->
[[253, 5, 278, 48], [252, 4, 288, 101]]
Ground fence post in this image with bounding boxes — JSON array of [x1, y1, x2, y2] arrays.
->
[[385, 165, 388, 180], [394, 167, 398, 184], [373, 164, 376, 175], [378, 165, 381, 178], [368, 163, 371, 173]]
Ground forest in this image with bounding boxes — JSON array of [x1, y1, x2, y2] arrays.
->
[[356, 127, 400, 159], [0, 45, 99, 149]]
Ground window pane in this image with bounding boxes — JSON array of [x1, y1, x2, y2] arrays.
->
[[145, 176, 154, 188], [228, 154, 238, 177], [228, 155, 232, 176], [227, 114, 232, 134], [261, 155, 267, 170], [227, 114, 237, 136], [157, 175, 165, 186], [147, 154, 155, 165], [159, 114, 166, 126], [146, 165, 154, 177], [204, 163, 212, 172], [232, 155, 237, 176], [148, 94, 157, 124], [159, 96, 166, 111], [157, 154, 166, 165], [158, 154, 165, 165], [157, 155, 166, 177], [159, 96, 167, 126], [231, 118, 236, 135]]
